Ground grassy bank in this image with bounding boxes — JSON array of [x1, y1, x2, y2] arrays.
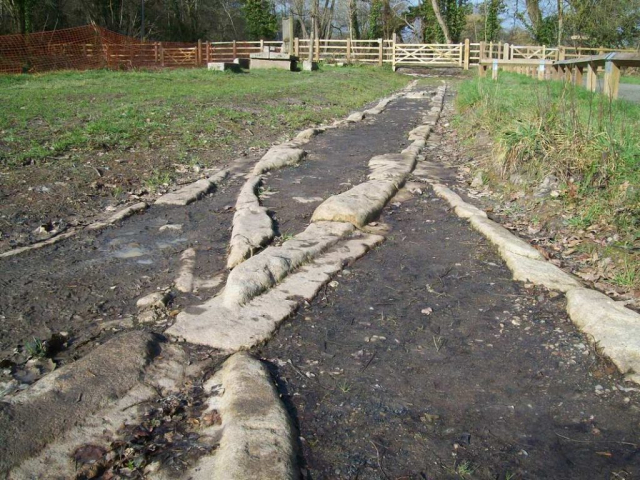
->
[[454, 72, 639, 290], [0, 65, 408, 249]]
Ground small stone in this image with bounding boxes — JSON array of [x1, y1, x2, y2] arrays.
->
[[421, 307, 433, 315], [136, 291, 169, 309], [137, 310, 157, 324], [420, 413, 440, 423], [159, 224, 183, 232], [470, 171, 484, 189], [328, 280, 339, 288]]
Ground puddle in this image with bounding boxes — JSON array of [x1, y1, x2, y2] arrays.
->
[[156, 237, 188, 250]]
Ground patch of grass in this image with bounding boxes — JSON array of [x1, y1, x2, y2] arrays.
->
[[451, 460, 474, 478], [0, 66, 409, 167], [336, 380, 351, 393], [24, 337, 47, 358], [278, 232, 295, 242], [621, 75, 640, 85], [144, 170, 173, 192], [612, 259, 638, 287], [455, 72, 640, 288]]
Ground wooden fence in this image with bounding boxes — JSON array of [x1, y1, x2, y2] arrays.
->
[[481, 53, 640, 100], [1, 24, 637, 74]]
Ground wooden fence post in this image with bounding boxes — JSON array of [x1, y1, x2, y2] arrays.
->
[[294, 37, 299, 57], [586, 62, 597, 91], [154, 42, 158, 63], [378, 38, 384, 66], [574, 65, 583, 86], [197, 39, 202, 65], [260, 39, 264, 51], [346, 37, 351, 63], [503, 43, 509, 60], [206, 42, 210, 63], [233, 40, 237, 59], [463, 38, 470, 70], [603, 60, 620, 99], [392, 33, 397, 71], [491, 59, 498, 80], [489, 41, 493, 58], [479, 41, 485, 61], [558, 46, 565, 61], [159, 42, 164, 67], [315, 37, 320, 61]]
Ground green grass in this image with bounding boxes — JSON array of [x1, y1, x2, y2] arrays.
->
[[455, 72, 640, 288], [621, 75, 640, 85], [0, 65, 409, 167]]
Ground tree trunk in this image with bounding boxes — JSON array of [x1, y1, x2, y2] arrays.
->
[[348, 0, 359, 40], [430, 0, 451, 43], [525, 0, 542, 31], [557, 0, 563, 46]]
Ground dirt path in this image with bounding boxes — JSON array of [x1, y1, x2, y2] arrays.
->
[[1, 78, 639, 480], [254, 90, 640, 480]]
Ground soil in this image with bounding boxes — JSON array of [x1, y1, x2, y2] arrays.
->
[[262, 94, 434, 235], [2, 77, 639, 480], [254, 90, 640, 480]]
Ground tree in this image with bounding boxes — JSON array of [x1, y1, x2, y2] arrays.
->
[[406, 0, 469, 43], [483, 0, 504, 42], [367, 0, 383, 38], [430, 0, 450, 43], [242, 0, 278, 39], [3, 0, 36, 33], [349, 0, 361, 39]]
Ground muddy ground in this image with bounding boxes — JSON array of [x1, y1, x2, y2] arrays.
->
[[1, 78, 639, 479], [0, 91, 431, 393], [259, 183, 640, 479], [256, 91, 640, 479]]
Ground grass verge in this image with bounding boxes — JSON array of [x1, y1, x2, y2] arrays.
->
[[454, 72, 639, 292]]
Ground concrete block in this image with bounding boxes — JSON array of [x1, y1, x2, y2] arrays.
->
[[207, 62, 240, 72], [302, 60, 319, 71], [250, 58, 296, 71]]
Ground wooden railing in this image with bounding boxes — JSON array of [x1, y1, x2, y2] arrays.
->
[[102, 38, 637, 71], [477, 53, 640, 100]]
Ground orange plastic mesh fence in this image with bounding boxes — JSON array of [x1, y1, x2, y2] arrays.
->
[[0, 25, 280, 74]]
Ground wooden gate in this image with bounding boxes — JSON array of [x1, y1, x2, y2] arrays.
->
[[392, 43, 463, 70]]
